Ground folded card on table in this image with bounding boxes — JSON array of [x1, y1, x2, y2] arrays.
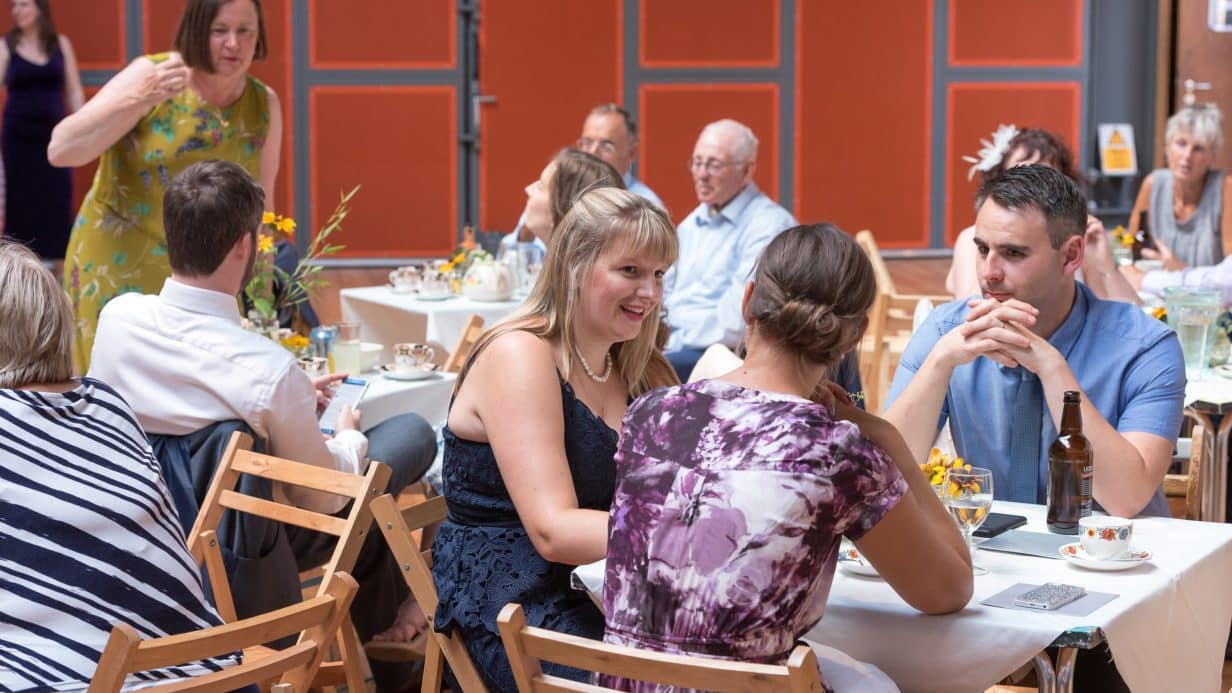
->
[[976, 530, 1071, 559]]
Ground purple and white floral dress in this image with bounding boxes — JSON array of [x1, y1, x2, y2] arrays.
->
[[601, 379, 908, 691]]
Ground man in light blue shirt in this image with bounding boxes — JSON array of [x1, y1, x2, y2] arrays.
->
[[663, 119, 796, 380], [500, 103, 663, 258], [886, 166, 1184, 518]]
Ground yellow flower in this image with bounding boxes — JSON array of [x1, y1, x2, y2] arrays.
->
[[280, 334, 310, 350], [276, 217, 297, 236], [1152, 306, 1167, 321], [257, 234, 274, 253], [262, 211, 277, 225]]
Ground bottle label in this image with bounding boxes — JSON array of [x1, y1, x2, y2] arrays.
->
[[1079, 462, 1093, 516]]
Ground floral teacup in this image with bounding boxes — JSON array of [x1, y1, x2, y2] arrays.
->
[[1078, 516, 1132, 560]]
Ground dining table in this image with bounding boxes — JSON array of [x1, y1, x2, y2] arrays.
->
[[339, 286, 521, 366], [572, 501, 1232, 693], [356, 368, 456, 429]]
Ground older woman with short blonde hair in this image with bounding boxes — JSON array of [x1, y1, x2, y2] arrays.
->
[[0, 240, 232, 689]]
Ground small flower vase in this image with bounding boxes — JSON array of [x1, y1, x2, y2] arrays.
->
[[246, 309, 280, 340], [1210, 331, 1231, 367]]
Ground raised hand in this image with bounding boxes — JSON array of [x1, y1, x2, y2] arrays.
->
[[138, 52, 188, 106]]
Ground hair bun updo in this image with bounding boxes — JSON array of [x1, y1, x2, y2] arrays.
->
[[745, 223, 877, 366]]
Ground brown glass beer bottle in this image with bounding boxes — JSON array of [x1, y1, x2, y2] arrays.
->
[[1047, 391, 1093, 534], [1131, 210, 1155, 261]]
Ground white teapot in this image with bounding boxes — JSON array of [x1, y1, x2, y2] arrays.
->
[[462, 257, 515, 302]]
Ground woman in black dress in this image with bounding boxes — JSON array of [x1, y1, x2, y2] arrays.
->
[[0, 0, 82, 259]]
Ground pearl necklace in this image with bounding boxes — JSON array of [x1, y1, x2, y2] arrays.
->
[[574, 345, 613, 383]]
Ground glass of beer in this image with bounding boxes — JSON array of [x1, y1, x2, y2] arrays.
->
[[1164, 287, 1220, 381]]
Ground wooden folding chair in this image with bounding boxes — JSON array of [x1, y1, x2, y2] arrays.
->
[[497, 603, 822, 692], [1165, 423, 1207, 520], [186, 431, 392, 693], [368, 493, 489, 692], [854, 230, 951, 413], [89, 572, 358, 693], [444, 314, 486, 373]]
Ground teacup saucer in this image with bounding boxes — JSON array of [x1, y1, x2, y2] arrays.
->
[[415, 291, 455, 301], [378, 364, 439, 381], [1059, 543, 1151, 571], [387, 283, 416, 295], [836, 544, 880, 578]]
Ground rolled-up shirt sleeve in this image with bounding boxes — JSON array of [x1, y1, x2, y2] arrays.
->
[[265, 365, 369, 514]]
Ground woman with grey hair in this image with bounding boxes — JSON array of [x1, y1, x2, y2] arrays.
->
[[1129, 102, 1232, 269], [0, 240, 234, 689]]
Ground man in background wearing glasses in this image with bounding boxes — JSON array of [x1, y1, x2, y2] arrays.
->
[[576, 102, 664, 210], [662, 118, 796, 381]]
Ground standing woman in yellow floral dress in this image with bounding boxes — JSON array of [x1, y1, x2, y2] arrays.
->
[[48, 0, 280, 371]]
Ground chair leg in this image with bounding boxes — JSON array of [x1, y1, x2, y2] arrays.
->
[[423, 633, 446, 693], [337, 618, 375, 693]]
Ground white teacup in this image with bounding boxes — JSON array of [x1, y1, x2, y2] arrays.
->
[[389, 266, 419, 292], [394, 343, 435, 371], [1079, 516, 1133, 560]]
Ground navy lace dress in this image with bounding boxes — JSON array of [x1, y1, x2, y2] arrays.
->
[[431, 377, 618, 692], [3, 47, 72, 258]]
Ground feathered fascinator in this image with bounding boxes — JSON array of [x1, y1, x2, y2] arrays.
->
[[962, 124, 1019, 181]]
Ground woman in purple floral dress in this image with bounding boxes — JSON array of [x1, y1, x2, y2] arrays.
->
[[602, 223, 974, 692]]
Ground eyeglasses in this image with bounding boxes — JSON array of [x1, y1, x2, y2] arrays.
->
[[578, 137, 617, 155], [688, 157, 744, 175]]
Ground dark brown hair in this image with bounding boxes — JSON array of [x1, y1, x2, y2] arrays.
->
[[980, 128, 1083, 188], [174, 0, 268, 72], [980, 164, 1087, 249], [745, 223, 876, 366], [549, 148, 625, 229], [5, 0, 59, 56], [164, 160, 264, 277]]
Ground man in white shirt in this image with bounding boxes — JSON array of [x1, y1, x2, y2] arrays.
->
[[89, 160, 434, 682], [663, 118, 797, 380], [500, 103, 664, 256]]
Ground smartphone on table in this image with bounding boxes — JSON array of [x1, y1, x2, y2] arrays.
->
[[1013, 583, 1086, 611], [319, 377, 369, 435], [973, 512, 1028, 538]]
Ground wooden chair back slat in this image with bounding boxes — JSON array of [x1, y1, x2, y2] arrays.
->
[[1165, 423, 1207, 521], [445, 314, 486, 374], [497, 603, 823, 693], [217, 490, 350, 535], [230, 452, 369, 496], [370, 493, 489, 692], [88, 573, 358, 693]]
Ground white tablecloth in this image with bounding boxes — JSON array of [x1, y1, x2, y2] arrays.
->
[[573, 502, 1232, 693], [807, 502, 1232, 693], [359, 370, 456, 429], [339, 286, 520, 365]]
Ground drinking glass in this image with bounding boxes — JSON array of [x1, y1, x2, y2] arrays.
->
[[942, 466, 994, 576], [332, 321, 362, 375], [1164, 287, 1221, 381]]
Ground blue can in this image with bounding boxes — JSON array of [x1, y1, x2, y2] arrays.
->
[[310, 325, 336, 360]]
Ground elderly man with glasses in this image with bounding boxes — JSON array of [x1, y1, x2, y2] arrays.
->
[[662, 118, 796, 381]]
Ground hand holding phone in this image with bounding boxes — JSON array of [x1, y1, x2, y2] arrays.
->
[[1014, 583, 1086, 611], [319, 377, 368, 435]]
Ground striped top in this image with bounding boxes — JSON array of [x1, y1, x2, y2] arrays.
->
[[0, 378, 237, 692]]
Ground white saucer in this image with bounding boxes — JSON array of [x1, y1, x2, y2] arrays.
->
[[414, 292, 455, 301], [378, 364, 439, 381], [1214, 364, 1232, 379], [387, 283, 416, 295], [1059, 543, 1151, 571], [836, 546, 880, 578]]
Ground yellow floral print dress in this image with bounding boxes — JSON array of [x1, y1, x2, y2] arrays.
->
[[64, 53, 269, 372]]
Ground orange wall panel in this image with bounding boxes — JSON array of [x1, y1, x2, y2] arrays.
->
[[950, 0, 1082, 67], [310, 86, 456, 258], [478, 0, 621, 232], [641, 0, 778, 68], [142, 0, 294, 214], [309, 0, 454, 68], [797, 0, 931, 247], [946, 83, 1081, 240], [639, 84, 779, 224], [0, 0, 124, 69]]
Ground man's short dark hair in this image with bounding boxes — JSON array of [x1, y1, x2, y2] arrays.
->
[[589, 102, 637, 142], [174, 0, 269, 72], [164, 160, 264, 277], [979, 164, 1086, 248]]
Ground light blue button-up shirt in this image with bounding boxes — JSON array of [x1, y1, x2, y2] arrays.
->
[[664, 183, 796, 350], [887, 282, 1185, 516]]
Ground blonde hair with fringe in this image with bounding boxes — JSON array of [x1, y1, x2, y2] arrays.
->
[[0, 241, 74, 388], [466, 187, 679, 398]]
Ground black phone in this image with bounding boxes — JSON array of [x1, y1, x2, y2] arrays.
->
[[973, 512, 1028, 538]]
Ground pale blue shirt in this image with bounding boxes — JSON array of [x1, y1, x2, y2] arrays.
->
[[887, 282, 1185, 517], [664, 183, 796, 350]]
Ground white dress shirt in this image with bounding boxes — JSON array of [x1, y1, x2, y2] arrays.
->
[[664, 182, 797, 350], [89, 278, 367, 513], [1141, 256, 1232, 305]]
